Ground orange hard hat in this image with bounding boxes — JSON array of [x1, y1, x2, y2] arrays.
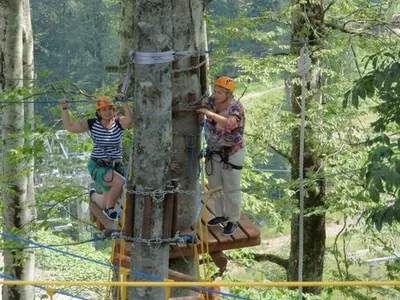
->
[[215, 76, 235, 92], [95, 96, 113, 110]]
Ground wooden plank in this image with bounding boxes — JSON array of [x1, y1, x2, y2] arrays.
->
[[171, 179, 179, 234], [237, 214, 261, 240], [202, 204, 232, 244], [142, 194, 152, 238], [124, 189, 135, 237], [90, 203, 113, 229], [163, 191, 174, 238]]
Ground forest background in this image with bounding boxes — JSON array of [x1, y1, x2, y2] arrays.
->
[[0, 0, 400, 299]]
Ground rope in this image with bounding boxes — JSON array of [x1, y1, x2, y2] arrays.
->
[[0, 98, 134, 105], [0, 232, 249, 299], [0, 273, 88, 300], [296, 43, 312, 300]]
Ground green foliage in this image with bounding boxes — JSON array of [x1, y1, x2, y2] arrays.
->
[[345, 50, 400, 228], [35, 229, 110, 298], [31, 0, 120, 92]]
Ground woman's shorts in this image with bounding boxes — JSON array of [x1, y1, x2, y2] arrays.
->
[[87, 159, 124, 192]]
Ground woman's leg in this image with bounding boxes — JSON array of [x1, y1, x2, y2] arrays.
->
[[102, 170, 125, 209], [90, 192, 108, 210]]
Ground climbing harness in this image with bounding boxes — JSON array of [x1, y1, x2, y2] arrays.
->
[[202, 147, 243, 176]]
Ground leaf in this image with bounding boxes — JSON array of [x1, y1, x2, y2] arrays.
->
[[351, 89, 359, 108], [368, 185, 380, 202]]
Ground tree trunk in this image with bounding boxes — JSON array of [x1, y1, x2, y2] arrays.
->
[[0, 0, 34, 299], [22, 0, 35, 295], [128, 1, 173, 299], [287, 0, 326, 295], [169, 0, 207, 297]]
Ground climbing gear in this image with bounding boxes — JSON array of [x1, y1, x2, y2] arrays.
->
[[95, 95, 114, 110], [203, 147, 243, 176], [223, 222, 237, 236], [207, 216, 229, 227], [89, 188, 96, 203], [89, 158, 125, 187], [215, 76, 235, 92]]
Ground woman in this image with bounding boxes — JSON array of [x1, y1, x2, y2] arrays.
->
[[197, 76, 245, 235], [59, 94, 133, 220]]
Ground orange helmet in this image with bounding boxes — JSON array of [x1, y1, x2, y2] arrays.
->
[[95, 96, 113, 110], [215, 76, 235, 92]]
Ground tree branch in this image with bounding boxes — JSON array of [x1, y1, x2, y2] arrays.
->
[[268, 143, 292, 164], [324, 0, 338, 14], [253, 253, 289, 269]]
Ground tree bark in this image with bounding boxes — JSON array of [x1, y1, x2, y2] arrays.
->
[[288, 0, 326, 295], [0, 0, 34, 299], [22, 0, 35, 295], [128, 1, 173, 299], [169, 0, 207, 297]]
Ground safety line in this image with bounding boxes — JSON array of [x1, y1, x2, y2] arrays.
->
[[0, 232, 160, 281], [0, 273, 88, 300], [1, 280, 400, 288], [0, 99, 134, 105], [0, 232, 250, 300]]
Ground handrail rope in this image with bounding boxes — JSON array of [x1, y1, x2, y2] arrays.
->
[[0, 273, 88, 300], [0, 232, 249, 299], [0, 98, 134, 105], [2, 279, 400, 288], [297, 42, 312, 300]]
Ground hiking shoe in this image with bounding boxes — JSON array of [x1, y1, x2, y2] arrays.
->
[[208, 216, 229, 226], [223, 222, 238, 236], [89, 189, 96, 203], [102, 207, 119, 220]]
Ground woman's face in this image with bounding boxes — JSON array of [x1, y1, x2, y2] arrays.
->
[[214, 86, 230, 104], [98, 106, 115, 120]]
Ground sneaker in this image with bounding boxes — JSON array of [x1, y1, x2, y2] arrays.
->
[[102, 207, 119, 220], [208, 216, 229, 226], [89, 189, 96, 203], [223, 222, 238, 236]]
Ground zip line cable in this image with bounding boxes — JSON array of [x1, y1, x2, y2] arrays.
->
[[0, 232, 252, 300], [0, 273, 88, 300]]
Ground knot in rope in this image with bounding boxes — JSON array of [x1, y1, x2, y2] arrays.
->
[[297, 45, 312, 77]]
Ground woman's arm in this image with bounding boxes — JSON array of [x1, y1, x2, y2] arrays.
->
[[116, 93, 133, 129], [59, 99, 88, 134], [196, 108, 228, 128]]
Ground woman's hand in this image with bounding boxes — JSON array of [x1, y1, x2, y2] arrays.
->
[[196, 108, 215, 120], [115, 93, 127, 101], [59, 99, 68, 110]]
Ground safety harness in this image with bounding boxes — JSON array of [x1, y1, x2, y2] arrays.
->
[[90, 158, 125, 183], [203, 147, 243, 176]]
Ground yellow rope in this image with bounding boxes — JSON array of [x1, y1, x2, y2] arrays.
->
[[45, 287, 56, 300], [3, 280, 400, 288]]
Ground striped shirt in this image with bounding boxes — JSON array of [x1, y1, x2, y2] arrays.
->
[[88, 117, 124, 159]]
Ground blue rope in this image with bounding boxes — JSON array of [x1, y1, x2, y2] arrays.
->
[[0, 99, 134, 105], [0, 232, 251, 299], [194, 116, 208, 224], [0, 232, 161, 281], [0, 273, 88, 300]]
